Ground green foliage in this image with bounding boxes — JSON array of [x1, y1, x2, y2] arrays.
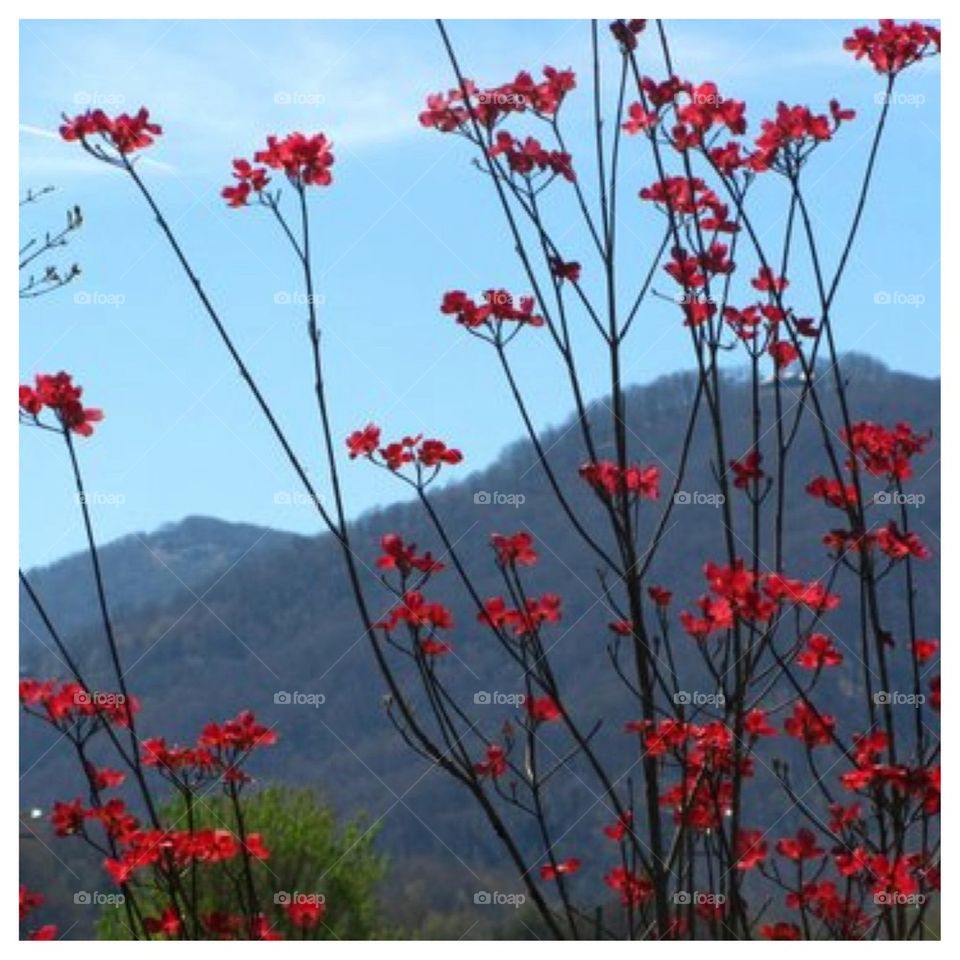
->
[[97, 785, 388, 940]]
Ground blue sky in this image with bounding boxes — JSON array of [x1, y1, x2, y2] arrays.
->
[[19, 19, 940, 568]]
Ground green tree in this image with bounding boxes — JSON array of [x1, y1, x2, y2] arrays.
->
[[98, 786, 388, 940]]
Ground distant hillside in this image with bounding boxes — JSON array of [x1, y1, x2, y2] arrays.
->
[[20, 355, 940, 937], [19, 517, 307, 663]]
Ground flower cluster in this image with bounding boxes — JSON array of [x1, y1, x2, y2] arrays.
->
[[844, 20, 940, 76], [419, 67, 576, 133], [678, 560, 840, 640], [609, 19, 647, 52], [19, 679, 137, 731], [440, 289, 544, 339], [490, 531, 538, 567], [346, 424, 463, 478], [376, 533, 445, 577], [729, 450, 765, 490], [488, 131, 575, 182], [579, 460, 660, 501], [142, 710, 277, 786], [20, 886, 57, 940], [843, 420, 930, 481], [622, 79, 746, 148], [480, 593, 562, 637], [253, 132, 334, 187], [19, 372, 104, 437], [221, 158, 271, 207], [60, 107, 162, 154], [808, 420, 932, 563], [632, 720, 756, 831], [751, 100, 855, 171], [21, 686, 282, 939], [639, 175, 738, 234]]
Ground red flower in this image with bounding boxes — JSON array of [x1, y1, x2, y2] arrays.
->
[[761, 922, 801, 940], [144, 906, 182, 938], [377, 534, 444, 576], [198, 711, 278, 754], [346, 423, 381, 459], [473, 743, 508, 779], [540, 857, 580, 880], [20, 885, 44, 922], [285, 897, 326, 929], [744, 708, 776, 738], [844, 20, 940, 76], [603, 811, 633, 841], [491, 531, 538, 567], [580, 460, 659, 500], [419, 439, 463, 467], [548, 257, 581, 283], [20, 372, 104, 436], [913, 638, 938, 663], [420, 67, 575, 134], [27, 925, 58, 941], [527, 695, 561, 723], [489, 131, 575, 182], [222, 158, 270, 207], [86, 764, 126, 791], [843, 420, 930, 480], [665, 247, 706, 289], [796, 633, 844, 670], [784, 701, 835, 748], [352, 428, 464, 476], [610, 19, 646, 52], [735, 829, 767, 870], [648, 585, 672, 607], [874, 521, 930, 560], [752, 267, 789, 293], [776, 828, 825, 861], [254, 132, 334, 187], [441, 289, 544, 332], [479, 593, 561, 636], [622, 101, 657, 134], [60, 107, 162, 154], [249, 914, 284, 940], [806, 475, 858, 509], [377, 590, 454, 633], [729, 451, 764, 490], [604, 867, 653, 906]]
